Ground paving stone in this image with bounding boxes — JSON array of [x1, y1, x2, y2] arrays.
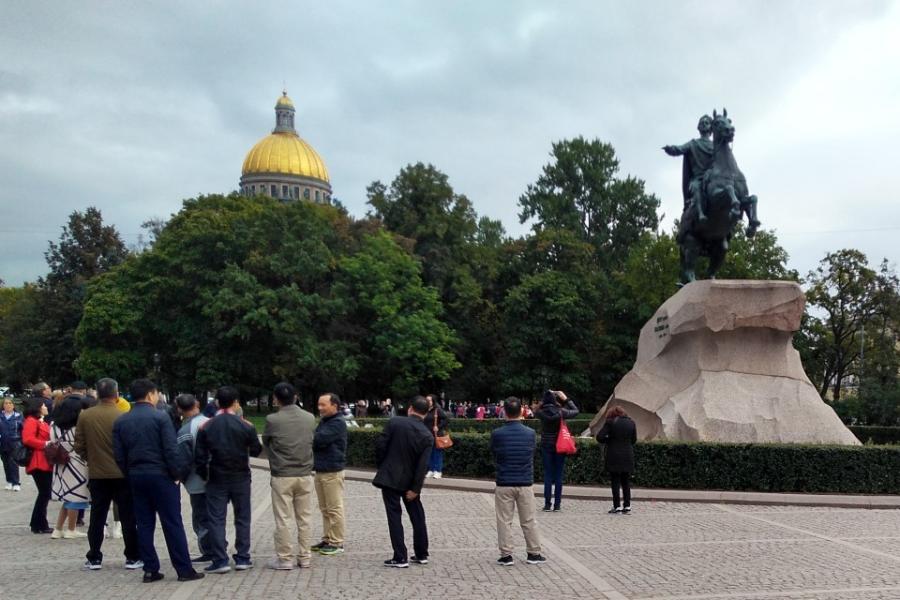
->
[[1, 471, 899, 599]]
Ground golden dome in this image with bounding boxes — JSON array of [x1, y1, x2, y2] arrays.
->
[[241, 131, 330, 182], [275, 92, 294, 109]]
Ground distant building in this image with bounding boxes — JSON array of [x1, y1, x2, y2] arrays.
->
[[240, 91, 332, 204]]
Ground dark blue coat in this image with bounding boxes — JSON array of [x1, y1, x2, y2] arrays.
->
[[491, 421, 536, 487], [0, 410, 23, 450], [313, 414, 347, 473], [113, 402, 184, 479]]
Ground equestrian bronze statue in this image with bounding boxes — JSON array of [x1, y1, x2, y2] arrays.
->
[[664, 109, 760, 284]]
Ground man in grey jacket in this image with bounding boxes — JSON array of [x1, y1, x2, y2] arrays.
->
[[175, 394, 212, 563], [262, 382, 316, 570]]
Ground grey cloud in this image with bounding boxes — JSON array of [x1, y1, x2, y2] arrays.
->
[[0, 0, 896, 286]]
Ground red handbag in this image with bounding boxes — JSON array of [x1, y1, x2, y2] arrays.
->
[[555, 419, 577, 455]]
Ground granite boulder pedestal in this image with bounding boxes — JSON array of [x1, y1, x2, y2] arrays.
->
[[590, 280, 859, 445]]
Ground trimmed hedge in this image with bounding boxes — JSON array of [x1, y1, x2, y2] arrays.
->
[[346, 429, 900, 494], [849, 426, 900, 445]]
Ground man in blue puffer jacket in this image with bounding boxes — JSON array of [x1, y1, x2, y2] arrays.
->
[[490, 397, 546, 567]]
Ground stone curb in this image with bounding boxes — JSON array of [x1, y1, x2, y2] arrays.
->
[[248, 457, 900, 509]]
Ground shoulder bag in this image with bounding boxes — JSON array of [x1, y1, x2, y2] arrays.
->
[[434, 409, 453, 449]]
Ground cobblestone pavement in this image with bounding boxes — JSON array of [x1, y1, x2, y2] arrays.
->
[[2, 471, 900, 600]]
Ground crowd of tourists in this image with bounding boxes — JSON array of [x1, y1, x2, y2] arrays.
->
[[0, 379, 639, 582]]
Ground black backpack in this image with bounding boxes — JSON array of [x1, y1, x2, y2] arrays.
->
[[12, 442, 32, 467]]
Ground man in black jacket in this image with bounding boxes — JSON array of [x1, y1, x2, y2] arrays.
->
[[113, 379, 203, 583], [372, 395, 433, 568], [195, 386, 263, 574], [312, 392, 347, 556], [490, 397, 546, 566]]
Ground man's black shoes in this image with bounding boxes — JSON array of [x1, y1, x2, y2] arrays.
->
[[142, 571, 164, 583], [410, 555, 429, 565], [383, 558, 409, 568], [178, 571, 205, 582], [191, 554, 213, 563]]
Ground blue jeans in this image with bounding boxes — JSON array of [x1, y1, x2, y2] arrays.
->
[[206, 478, 252, 566], [130, 474, 193, 576], [541, 447, 566, 509], [429, 446, 444, 472]]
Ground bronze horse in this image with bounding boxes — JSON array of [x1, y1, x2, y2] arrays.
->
[[679, 109, 760, 284]]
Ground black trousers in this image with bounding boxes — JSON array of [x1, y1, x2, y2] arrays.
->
[[610, 472, 631, 508], [87, 478, 140, 563], [29, 470, 52, 531], [381, 488, 428, 561]]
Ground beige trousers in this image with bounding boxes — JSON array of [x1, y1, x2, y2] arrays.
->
[[314, 470, 345, 545], [495, 486, 542, 556], [271, 475, 314, 563]]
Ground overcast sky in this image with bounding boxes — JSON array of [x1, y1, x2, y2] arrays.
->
[[1, 1, 898, 286]]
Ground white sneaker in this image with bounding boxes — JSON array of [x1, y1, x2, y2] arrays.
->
[[425, 471, 434, 478], [3, 483, 11, 490], [12, 485, 20, 492], [111, 521, 122, 539], [63, 529, 87, 539], [433, 472, 442, 479], [50, 529, 62, 539]]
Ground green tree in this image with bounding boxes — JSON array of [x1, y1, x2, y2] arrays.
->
[[77, 194, 459, 403], [500, 268, 602, 399], [0, 285, 43, 390], [518, 137, 660, 269], [7, 208, 129, 385], [861, 260, 900, 387], [336, 231, 459, 398], [73, 261, 148, 384], [617, 232, 680, 323], [795, 313, 831, 395], [368, 163, 505, 401], [367, 162, 478, 296], [498, 229, 605, 402], [717, 228, 800, 281], [805, 249, 878, 401], [79, 194, 359, 399]]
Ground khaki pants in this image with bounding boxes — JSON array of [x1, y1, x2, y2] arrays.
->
[[495, 486, 541, 556], [271, 475, 314, 564], [314, 470, 345, 545]]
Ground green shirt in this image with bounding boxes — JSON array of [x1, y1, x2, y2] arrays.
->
[[74, 402, 124, 479]]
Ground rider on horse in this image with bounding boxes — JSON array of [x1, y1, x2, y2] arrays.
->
[[664, 115, 714, 243], [664, 109, 762, 285]]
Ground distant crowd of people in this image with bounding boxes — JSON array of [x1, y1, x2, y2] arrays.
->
[[0, 378, 639, 582], [350, 398, 539, 421]]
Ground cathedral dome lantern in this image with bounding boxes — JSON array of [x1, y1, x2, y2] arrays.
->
[[240, 90, 332, 204]]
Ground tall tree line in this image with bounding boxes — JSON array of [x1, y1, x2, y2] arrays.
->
[[0, 138, 896, 417]]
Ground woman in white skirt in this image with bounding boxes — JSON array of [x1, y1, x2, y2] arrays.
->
[[49, 397, 90, 539]]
